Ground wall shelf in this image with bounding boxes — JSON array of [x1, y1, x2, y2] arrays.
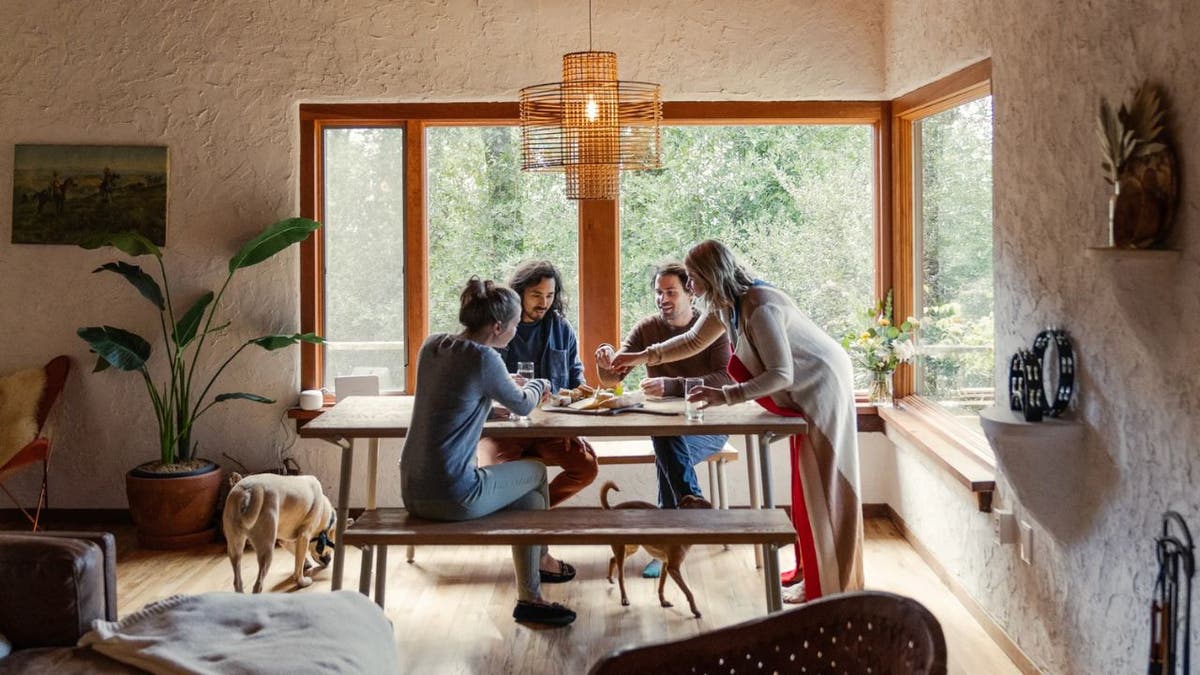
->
[[1084, 246, 1180, 261], [978, 405, 1085, 517], [1086, 246, 1182, 301], [978, 405, 1083, 441]]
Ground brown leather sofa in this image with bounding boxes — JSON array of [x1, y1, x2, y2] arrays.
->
[[0, 531, 398, 673], [0, 531, 130, 672]]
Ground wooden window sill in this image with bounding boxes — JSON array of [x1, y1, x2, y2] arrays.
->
[[855, 403, 885, 432], [877, 397, 996, 512]]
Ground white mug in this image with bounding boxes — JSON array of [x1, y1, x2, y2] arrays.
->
[[299, 389, 324, 411]]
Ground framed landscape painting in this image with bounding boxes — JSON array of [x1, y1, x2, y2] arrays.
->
[[11, 144, 168, 245]]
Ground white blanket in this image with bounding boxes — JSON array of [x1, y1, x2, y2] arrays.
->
[[79, 591, 397, 674]]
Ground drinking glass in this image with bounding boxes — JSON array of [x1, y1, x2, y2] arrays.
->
[[514, 361, 536, 422], [684, 377, 705, 421]]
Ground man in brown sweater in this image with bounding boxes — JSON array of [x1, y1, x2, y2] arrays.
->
[[597, 262, 734, 507]]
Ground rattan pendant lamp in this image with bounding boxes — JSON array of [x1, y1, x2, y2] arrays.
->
[[518, 0, 663, 200]]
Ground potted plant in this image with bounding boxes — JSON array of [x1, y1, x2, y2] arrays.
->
[[840, 289, 919, 408], [78, 217, 323, 548]]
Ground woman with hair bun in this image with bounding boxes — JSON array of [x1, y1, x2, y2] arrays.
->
[[612, 240, 863, 604], [400, 276, 576, 626]]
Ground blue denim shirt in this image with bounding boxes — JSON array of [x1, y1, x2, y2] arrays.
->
[[496, 312, 584, 391]]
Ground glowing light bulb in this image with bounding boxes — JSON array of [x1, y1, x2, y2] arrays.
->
[[585, 95, 599, 121]]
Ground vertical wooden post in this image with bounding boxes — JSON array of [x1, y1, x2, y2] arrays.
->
[[404, 120, 428, 394], [891, 113, 916, 398], [577, 198, 620, 385], [298, 114, 324, 394]]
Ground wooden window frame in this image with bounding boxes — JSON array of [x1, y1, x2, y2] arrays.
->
[[889, 59, 992, 402], [887, 59, 998, 506], [299, 101, 888, 399]]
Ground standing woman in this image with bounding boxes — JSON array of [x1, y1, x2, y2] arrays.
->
[[400, 277, 576, 626], [611, 240, 863, 603]]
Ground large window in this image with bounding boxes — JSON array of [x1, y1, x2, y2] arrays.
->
[[299, 76, 995, 488], [300, 103, 885, 396], [888, 60, 996, 480], [620, 125, 875, 384], [321, 127, 406, 392], [913, 97, 994, 415], [426, 126, 578, 334]]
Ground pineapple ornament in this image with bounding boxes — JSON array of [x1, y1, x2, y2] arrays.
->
[[1097, 81, 1179, 248]]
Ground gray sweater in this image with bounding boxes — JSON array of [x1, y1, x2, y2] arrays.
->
[[400, 333, 546, 504]]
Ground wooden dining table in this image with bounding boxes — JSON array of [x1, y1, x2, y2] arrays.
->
[[299, 395, 808, 607]]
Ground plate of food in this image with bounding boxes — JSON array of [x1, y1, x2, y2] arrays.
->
[[543, 388, 677, 416]]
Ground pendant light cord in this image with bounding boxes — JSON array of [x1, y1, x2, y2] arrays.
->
[[588, 0, 593, 51]]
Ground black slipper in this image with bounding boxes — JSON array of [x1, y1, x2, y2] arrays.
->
[[539, 560, 576, 583], [513, 600, 576, 626]]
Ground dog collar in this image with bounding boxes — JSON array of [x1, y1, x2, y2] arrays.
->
[[313, 513, 337, 555]]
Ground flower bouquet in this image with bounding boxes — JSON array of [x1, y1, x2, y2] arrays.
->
[[841, 290, 919, 406]]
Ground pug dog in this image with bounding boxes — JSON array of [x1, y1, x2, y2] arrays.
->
[[223, 472, 338, 593]]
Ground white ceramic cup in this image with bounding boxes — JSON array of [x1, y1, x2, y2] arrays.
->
[[299, 389, 324, 411]]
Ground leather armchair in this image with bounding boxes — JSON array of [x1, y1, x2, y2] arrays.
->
[[0, 531, 116, 650], [0, 530, 398, 674]]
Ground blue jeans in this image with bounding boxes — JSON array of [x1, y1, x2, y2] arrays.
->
[[407, 459, 549, 602], [650, 434, 729, 508]]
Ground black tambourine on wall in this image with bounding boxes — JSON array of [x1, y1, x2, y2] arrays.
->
[[1007, 328, 1075, 421]]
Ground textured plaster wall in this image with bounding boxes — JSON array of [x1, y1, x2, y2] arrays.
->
[[884, 1, 1200, 672], [15, 1, 1194, 671], [0, 0, 882, 507]]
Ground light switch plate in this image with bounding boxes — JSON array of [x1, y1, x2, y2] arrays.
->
[[1019, 520, 1033, 564], [993, 508, 1018, 545]]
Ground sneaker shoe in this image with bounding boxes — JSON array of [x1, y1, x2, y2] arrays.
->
[[513, 600, 577, 626], [642, 559, 662, 578], [782, 582, 807, 604]]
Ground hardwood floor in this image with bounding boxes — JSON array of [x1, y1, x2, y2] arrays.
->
[[72, 516, 1027, 674]]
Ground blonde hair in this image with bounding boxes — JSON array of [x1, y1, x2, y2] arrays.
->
[[683, 240, 756, 310]]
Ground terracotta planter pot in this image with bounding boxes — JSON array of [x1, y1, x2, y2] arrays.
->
[[125, 460, 222, 549]]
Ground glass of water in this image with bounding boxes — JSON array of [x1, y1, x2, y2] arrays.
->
[[684, 377, 705, 421], [514, 361, 536, 422]]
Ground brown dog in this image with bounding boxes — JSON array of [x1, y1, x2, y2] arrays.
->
[[223, 472, 338, 593], [600, 481, 708, 618]]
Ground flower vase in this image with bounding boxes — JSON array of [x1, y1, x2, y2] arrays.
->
[[868, 371, 894, 407]]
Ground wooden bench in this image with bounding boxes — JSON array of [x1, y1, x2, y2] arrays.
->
[[403, 439, 741, 564], [344, 506, 795, 612], [590, 438, 738, 509]]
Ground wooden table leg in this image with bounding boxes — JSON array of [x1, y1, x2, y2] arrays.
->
[[359, 545, 374, 595], [763, 543, 782, 612], [718, 458, 731, 550], [758, 432, 780, 595], [367, 438, 379, 510], [374, 545, 389, 608], [745, 434, 762, 568], [330, 437, 355, 591], [758, 432, 777, 509], [707, 461, 718, 506], [717, 458, 729, 510]]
